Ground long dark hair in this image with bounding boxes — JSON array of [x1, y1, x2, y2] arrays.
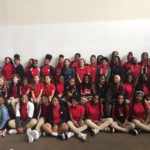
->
[[81, 74, 92, 90], [115, 95, 127, 119]]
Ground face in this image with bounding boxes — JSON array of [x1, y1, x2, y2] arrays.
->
[[92, 95, 99, 104], [0, 97, 4, 105], [45, 76, 51, 84], [91, 56, 96, 64], [127, 54, 133, 61], [142, 53, 148, 60], [59, 76, 64, 83], [69, 79, 75, 86], [132, 57, 138, 65], [5, 57, 11, 64], [113, 57, 119, 65], [21, 95, 28, 104], [42, 96, 49, 105], [59, 57, 64, 64], [127, 75, 133, 83], [99, 75, 106, 84], [136, 93, 143, 102], [72, 99, 79, 107], [84, 76, 89, 83], [74, 54, 80, 60], [44, 59, 50, 65], [113, 75, 120, 83], [29, 59, 33, 65], [23, 79, 28, 86], [102, 60, 107, 66], [34, 75, 40, 83], [52, 97, 59, 106], [64, 59, 70, 67], [79, 59, 85, 67], [13, 76, 19, 84], [117, 95, 124, 105], [14, 59, 19, 65], [112, 51, 118, 58], [0, 78, 4, 86]]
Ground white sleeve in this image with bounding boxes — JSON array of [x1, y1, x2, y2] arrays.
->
[[16, 103, 21, 117], [27, 102, 34, 118]]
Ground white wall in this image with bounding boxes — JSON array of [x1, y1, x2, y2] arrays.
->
[[0, 20, 150, 67]]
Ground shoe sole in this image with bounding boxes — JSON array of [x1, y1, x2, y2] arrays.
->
[[27, 129, 34, 143]]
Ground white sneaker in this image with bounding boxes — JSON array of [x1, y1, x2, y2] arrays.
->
[[78, 133, 87, 141], [27, 128, 34, 143], [8, 129, 17, 135], [2, 129, 7, 137], [31, 130, 40, 140], [102, 127, 111, 132], [92, 128, 99, 135], [65, 132, 75, 139]]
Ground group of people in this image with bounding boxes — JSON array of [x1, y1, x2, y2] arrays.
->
[[0, 51, 150, 143]]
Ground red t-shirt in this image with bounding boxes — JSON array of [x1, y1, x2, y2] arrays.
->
[[53, 104, 61, 124], [71, 60, 79, 71], [86, 102, 101, 121], [21, 104, 28, 121], [12, 84, 19, 98], [56, 82, 64, 95], [76, 66, 89, 83], [20, 84, 31, 96], [133, 101, 150, 121], [41, 65, 51, 77], [123, 62, 132, 70], [124, 83, 134, 101], [54, 63, 64, 81], [130, 65, 141, 79], [30, 68, 40, 78], [32, 83, 43, 98], [3, 64, 15, 81], [43, 83, 55, 97], [69, 105, 85, 122], [88, 64, 98, 83]]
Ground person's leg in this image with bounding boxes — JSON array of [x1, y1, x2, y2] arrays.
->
[[67, 121, 80, 135], [58, 123, 69, 133], [111, 121, 128, 132], [126, 122, 135, 130], [85, 119, 99, 129], [10, 98, 19, 113], [8, 119, 17, 134], [35, 117, 45, 132], [132, 119, 150, 132], [8, 119, 16, 129], [99, 118, 113, 130], [41, 123, 53, 134], [26, 119, 37, 129], [67, 121, 87, 141]]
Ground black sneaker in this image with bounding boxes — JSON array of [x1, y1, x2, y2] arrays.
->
[[58, 133, 66, 140], [128, 129, 139, 136]]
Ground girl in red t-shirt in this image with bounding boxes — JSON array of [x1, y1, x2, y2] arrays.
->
[[67, 95, 88, 141], [131, 91, 150, 132], [43, 75, 55, 102], [41, 96, 69, 140], [85, 95, 113, 135], [2, 57, 15, 81], [111, 95, 137, 134], [31, 75, 43, 117]]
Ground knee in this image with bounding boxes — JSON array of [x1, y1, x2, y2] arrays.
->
[[61, 123, 69, 132], [67, 121, 73, 126], [107, 118, 113, 124]]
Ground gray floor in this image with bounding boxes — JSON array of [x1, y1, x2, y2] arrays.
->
[[0, 132, 149, 150]]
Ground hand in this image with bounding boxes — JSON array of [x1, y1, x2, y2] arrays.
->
[[17, 128, 24, 134], [121, 123, 126, 128], [73, 121, 79, 127], [78, 121, 84, 127]]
